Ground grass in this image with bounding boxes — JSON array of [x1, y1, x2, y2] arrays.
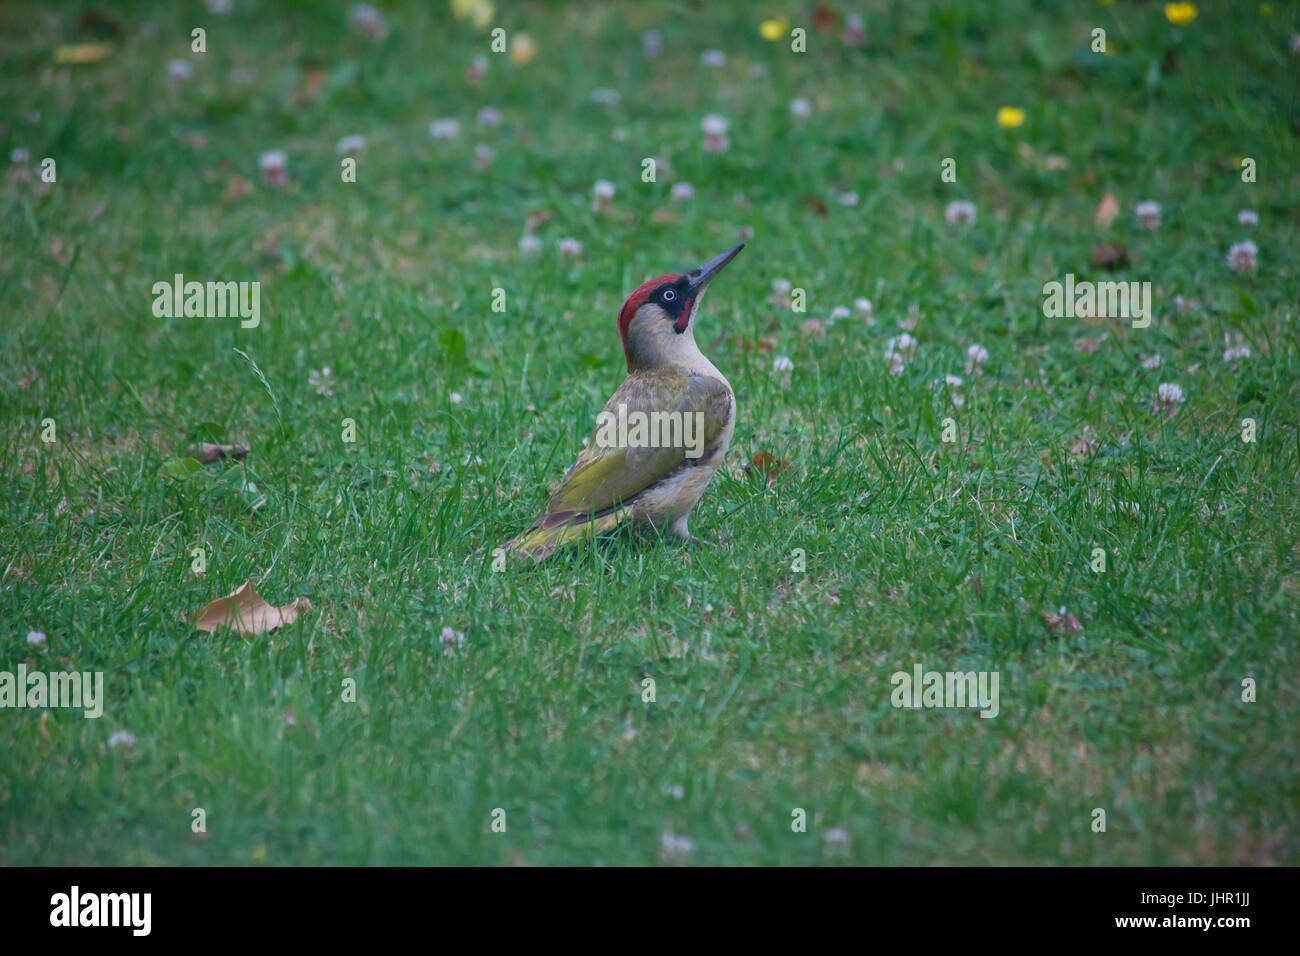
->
[[1, 0, 1298, 865]]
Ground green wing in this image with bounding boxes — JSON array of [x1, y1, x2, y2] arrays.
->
[[530, 368, 732, 529]]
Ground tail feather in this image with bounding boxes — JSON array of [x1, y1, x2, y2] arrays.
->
[[503, 510, 624, 561]]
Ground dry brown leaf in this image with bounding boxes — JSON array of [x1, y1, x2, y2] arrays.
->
[[523, 209, 553, 233], [189, 442, 249, 463], [1073, 335, 1106, 355], [746, 451, 789, 487], [1090, 241, 1131, 270], [1069, 432, 1097, 458], [223, 177, 253, 202], [1094, 192, 1120, 228], [192, 580, 310, 635], [650, 209, 681, 224], [1042, 610, 1083, 634]]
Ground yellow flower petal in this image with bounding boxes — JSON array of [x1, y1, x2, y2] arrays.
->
[[1164, 3, 1197, 25], [996, 106, 1025, 129], [511, 33, 537, 65], [760, 18, 791, 42]]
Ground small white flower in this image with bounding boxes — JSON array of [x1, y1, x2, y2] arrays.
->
[[592, 179, 615, 199], [1155, 382, 1185, 410], [258, 150, 288, 187], [1223, 345, 1251, 363], [670, 181, 695, 201], [1141, 353, 1162, 370], [440, 626, 466, 648], [838, 191, 859, 207], [309, 366, 335, 396], [642, 30, 663, 57], [1134, 200, 1161, 230], [945, 200, 976, 225], [772, 355, 794, 373], [558, 237, 582, 256], [945, 373, 964, 388], [659, 829, 695, 860], [590, 88, 621, 105], [824, 827, 851, 847], [854, 298, 874, 315], [1116, 501, 1140, 519], [700, 49, 726, 67], [1226, 240, 1258, 272], [477, 106, 502, 127], [11, 148, 30, 164], [167, 59, 193, 84], [348, 3, 388, 40], [665, 784, 685, 800], [967, 344, 989, 366], [26, 630, 46, 646], [830, 306, 851, 321], [474, 144, 495, 170], [789, 98, 812, 117], [429, 118, 460, 140], [885, 333, 917, 360], [701, 114, 728, 136], [771, 278, 792, 295], [450, 392, 463, 404], [108, 730, 136, 749], [518, 234, 541, 253], [335, 134, 366, 155], [1237, 209, 1259, 226], [205, 0, 232, 13]]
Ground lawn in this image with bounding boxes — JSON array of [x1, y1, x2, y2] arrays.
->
[[1, 0, 1298, 865]]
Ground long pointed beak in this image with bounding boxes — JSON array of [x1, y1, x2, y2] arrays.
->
[[686, 243, 744, 295]]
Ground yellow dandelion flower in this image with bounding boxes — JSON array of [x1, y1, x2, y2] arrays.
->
[[1164, 3, 1197, 25], [996, 106, 1025, 129], [451, 0, 494, 30], [760, 18, 791, 42], [511, 33, 537, 65]]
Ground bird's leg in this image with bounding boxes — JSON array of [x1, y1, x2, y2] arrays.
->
[[670, 513, 714, 548]]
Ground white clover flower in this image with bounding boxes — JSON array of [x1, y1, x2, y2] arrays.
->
[[789, 98, 812, 117], [830, 306, 851, 321], [701, 114, 728, 136], [699, 49, 726, 67], [1141, 353, 1162, 370], [854, 298, 874, 315], [348, 4, 388, 40], [476, 106, 502, 127], [27, 630, 46, 646], [429, 118, 460, 140], [771, 278, 792, 295], [945, 200, 976, 225], [659, 829, 695, 861], [1223, 345, 1251, 363], [167, 59, 193, 84], [11, 148, 30, 164], [944, 373, 964, 388], [838, 191, 860, 207], [335, 134, 366, 155], [772, 355, 794, 372], [108, 730, 136, 749], [1155, 382, 1185, 410], [258, 150, 288, 187], [1227, 240, 1258, 272], [450, 392, 463, 404], [474, 144, 495, 170], [1237, 209, 1258, 226], [558, 237, 582, 255], [670, 181, 695, 201], [967, 344, 989, 365], [309, 366, 335, 396], [642, 30, 663, 57], [590, 88, 621, 105], [1134, 200, 1161, 230], [592, 179, 615, 199], [885, 333, 917, 360], [518, 234, 541, 253], [824, 827, 851, 848]]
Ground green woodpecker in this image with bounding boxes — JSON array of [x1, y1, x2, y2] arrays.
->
[[506, 244, 744, 559]]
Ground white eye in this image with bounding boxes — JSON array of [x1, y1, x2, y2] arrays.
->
[[662, 289, 677, 301]]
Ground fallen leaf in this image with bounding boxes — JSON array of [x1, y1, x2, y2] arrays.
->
[[189, 442, 249, 463], [523, 209, 553, 233], [650, 209, 681, 224], [297, 68, 327, 103], [1041, 609, 1083, 634], [54, 43, 114, 64], [223, 177, 253, 201], [1094, 192, 1120, 228], [1073, 335, 1106, 355], [746, 451, 789, 487], [1090, 241, 1130, 270], [806, 195, 829, 216], [192, 580, 311, 635]]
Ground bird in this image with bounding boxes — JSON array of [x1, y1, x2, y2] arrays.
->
[[505, 244, 744, 560]]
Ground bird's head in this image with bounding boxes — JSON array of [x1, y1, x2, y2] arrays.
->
[[617, 243, 744, 371]]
